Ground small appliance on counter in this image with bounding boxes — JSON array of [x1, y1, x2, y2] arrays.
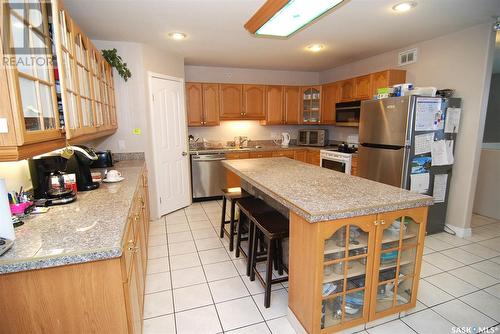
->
[[28, 155, 77, 206], [297, 129, 328, 146], [281, 133, 291, 147], [335, 101, 361, 126], [66, 145, 100, 191], [92, 150, 113, 168]]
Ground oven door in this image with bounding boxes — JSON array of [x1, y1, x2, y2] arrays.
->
[[321, 158, 347, 173]]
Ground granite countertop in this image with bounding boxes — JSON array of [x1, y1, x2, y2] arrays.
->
[[0, 160, 145, 274], [190, 145, 340, 154], [222, 158, 433, 223]]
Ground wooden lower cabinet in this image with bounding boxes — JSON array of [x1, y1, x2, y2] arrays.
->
[[249, 151, 273, 158], [351, 155, 358, 176], [307, 150, 321, 166], [272, 150, 295, 159], [294, 150, 307, 162], [288, 207, 428, 333], [0, 166, 150, 334], [225, 152, 250, 188]]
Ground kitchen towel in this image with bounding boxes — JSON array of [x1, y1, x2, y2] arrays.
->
[[0, 178, 15, 240]]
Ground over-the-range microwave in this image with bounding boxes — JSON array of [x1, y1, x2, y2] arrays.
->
[[297, 129, 328, 147], [335, 100, 361, 126]]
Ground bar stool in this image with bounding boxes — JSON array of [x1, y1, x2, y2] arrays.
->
[[234, 197, 274, 276], [249, 210, 289, 308], [219, 187, 248, 251]]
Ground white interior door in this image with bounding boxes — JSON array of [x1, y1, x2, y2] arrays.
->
[[150, 75, 191, 215]]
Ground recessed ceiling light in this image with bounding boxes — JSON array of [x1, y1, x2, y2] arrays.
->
[[306, 44, 324, 52], [169, 32, 187, 40], [392, 1, 417, 13], [245, 0, 344, 38]]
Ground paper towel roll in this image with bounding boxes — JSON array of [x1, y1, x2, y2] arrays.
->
[[0, 178, 15, 240]]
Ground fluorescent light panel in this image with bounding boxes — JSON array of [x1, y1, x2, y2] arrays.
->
[[256, 0, 343, 37]]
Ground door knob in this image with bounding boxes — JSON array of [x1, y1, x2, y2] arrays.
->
[[182, 151, 188, 156]]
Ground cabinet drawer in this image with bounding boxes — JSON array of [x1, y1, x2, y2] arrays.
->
[[122, 219, 135, 280], [249, 151, 273, 158], [272, 151, 295, 158], [225, 152, 250, 159]]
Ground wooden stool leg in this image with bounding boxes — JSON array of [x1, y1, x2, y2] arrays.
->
[[250, 226, 259, 281], [220, 197, 227, 238], [264, 238, 275, 308], [277, 239, 284, 276], [229, 200, 236, 252], [246, 221, 254, 277], [235, 213, 244, 258]]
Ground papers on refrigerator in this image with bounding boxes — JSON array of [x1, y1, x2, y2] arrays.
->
[[445, 107, 461, 133], [414, 133, 434, 155], [415, 98, 444, 131], [431, 140, 454, 166], [410, 173, 430, 194], [433, 174, 448, 203]]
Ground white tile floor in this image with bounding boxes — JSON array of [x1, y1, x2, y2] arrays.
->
[[143, 201, 500, 334]]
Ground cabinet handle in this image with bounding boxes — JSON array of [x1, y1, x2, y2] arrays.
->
[[374, 221, 379, 226], [380, 220, 386, 225]]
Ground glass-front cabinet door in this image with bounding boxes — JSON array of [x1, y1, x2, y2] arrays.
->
[[302, 86, 321, 124], [5, 0, 62, 143], [369, 208, 426, 320], [320, 215, 376, 331]]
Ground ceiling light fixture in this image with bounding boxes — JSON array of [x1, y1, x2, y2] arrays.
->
[[306, 44, 324, 52], [168, 32, 187, 40], [392, 1, 417, 13], [245, 0, 344, 38]]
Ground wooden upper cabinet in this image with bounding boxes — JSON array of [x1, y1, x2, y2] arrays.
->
[[186, 82, 219, 126], [338, 79, 355, 102], [284, 86, 300, 125], [354, 74, 372, 100], [219, 84, 242, 119], [321, 83, 338, 124], [186, 83, 203, 126], [371, 70, 407, 96], [265, 85, 284, 125], [243, 84, 266, 119], [202, 83, 219, 126]]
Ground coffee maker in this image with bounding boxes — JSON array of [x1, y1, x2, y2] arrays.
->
[[66, 145, 100, 191], [28, 155, 77, 206]]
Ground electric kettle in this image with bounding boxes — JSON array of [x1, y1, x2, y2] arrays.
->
[[281, 133, 291, 147]]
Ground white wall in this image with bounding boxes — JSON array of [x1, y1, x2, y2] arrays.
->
[[90, 41, 185, 220], [91, 41, 148, 153], [320, 22, 495, 235], [0, 161, 31, 192], [185, 65, 319, 85], [473, 149, 500, 220]]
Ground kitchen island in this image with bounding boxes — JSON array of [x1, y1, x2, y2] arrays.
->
[[0, 160, 150, 333], [222, 158, 433, 334]]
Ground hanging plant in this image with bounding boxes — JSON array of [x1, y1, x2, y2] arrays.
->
[[102, 48, 132, 81]]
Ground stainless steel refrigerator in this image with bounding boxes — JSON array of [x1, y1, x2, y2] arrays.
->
[[358, 96, 461, 234]]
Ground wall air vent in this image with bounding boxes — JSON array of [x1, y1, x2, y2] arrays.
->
[[398, 48, 418, 66]]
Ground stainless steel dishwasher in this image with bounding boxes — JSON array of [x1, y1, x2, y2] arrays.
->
[[191, 152, 227, 199]]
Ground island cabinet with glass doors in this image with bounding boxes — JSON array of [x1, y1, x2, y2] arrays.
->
[[288, 207, 428, 334], [0, 0, 117, 161]]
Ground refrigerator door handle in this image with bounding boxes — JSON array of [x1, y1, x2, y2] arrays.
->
[[360, 143, 404, 150]]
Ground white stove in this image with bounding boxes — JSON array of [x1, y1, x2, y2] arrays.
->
[[320, 149, 353, 174]]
